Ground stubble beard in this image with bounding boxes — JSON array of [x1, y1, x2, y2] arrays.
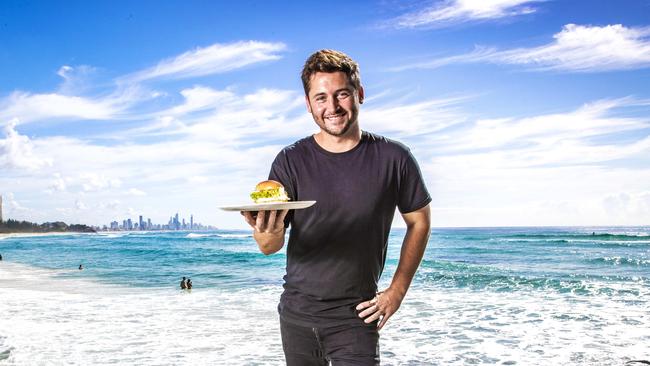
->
[[322, 120, 352, 137], [317, 112, 358, 137]]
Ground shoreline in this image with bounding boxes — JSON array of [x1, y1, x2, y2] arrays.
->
[[0, 231, 105, 240], [0, 229, 229, 240]]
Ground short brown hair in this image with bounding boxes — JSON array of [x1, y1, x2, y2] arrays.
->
[[301, 49, 361, 95]]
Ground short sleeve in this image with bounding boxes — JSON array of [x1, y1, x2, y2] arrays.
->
[[268, 150, 295, 228], [397, 149, 431, 214]]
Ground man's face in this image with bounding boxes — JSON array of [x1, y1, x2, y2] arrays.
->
[[305, 71, 364, 137]]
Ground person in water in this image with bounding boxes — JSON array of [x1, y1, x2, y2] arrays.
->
[[180, 276, 187, 289]]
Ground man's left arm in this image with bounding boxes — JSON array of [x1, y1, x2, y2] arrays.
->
[[356, 204, 431, 330]]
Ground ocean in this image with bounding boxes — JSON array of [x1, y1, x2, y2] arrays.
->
[[1, 227, 649, 365]]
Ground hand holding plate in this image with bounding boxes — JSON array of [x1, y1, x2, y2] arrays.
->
[[242, 209, 288, 234]]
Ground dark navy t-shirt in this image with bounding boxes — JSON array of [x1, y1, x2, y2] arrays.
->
[[269, 131, 431, 327]]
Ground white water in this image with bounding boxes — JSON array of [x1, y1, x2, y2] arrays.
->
[[1, 262, 649, 365]]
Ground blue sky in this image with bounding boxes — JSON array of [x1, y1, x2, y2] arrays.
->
[[1, 0, 649, 229]]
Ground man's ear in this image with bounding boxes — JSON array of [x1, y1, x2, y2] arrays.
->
[[305, 95, 313, 113], [358, 86, 365, 104]]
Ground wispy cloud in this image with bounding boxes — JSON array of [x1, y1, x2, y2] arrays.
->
[[0, 40, 287, 126], [428, 97, 650, 166], [392, 24, 650, 72], [449, 98, 647, 153], [389, 0, 542, 29], [363, 96, 469, 137], [124, 41, 287, 82], [125, 86, 310, 145], [418, 97, 650, 226], [0, 92, 122, 125]]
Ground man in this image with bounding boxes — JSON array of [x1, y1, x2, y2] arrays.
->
[[242, 49, 431, 365]]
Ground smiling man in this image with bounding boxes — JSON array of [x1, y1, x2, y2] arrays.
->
[[242, 49, 431, 365]]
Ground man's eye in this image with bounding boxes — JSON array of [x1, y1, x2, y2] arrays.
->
[[338, 92, 350, 99], [315, 97, 326, 103]]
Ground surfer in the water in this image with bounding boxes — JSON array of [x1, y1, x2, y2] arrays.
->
[[242, 49, 431, 365]]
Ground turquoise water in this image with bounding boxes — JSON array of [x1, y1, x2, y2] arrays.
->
[[2, 227, 648, 294], [1, 227, 649, 365]]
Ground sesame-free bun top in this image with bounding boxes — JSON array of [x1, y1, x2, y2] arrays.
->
[[255, 180, 283, 191]]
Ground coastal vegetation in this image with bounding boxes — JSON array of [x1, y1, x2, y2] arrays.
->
[[0, 219, 95, 233]]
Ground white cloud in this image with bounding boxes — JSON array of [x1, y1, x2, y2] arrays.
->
[[363, 96, 468, 137], [0, 92, 119, 124], [0, 119, 53, 170], [56, 65, 103, 95], [393, 24, 650, 72], [0, 40, 286, 126], [3, 91, 648, 228], [187, 176, 209, 184], [2, 192, 27, 213], [127, 188, 146, 196], [388, 46, 497, 72], [98, 200, 121, 211], [80, 173, 123, 192], [125, 41, 286, 82], [57, 65, 73, 79], [48, 173, 67, 193], [75, 199, 88, 210], [445, 98, 648, 154], [389, 0, 542, 29], [130, 86, 310, 145], [602, 191, 650, 219], [166, 86, 237, 116], [498, 24, 650, 71], [417, 98, 650, 227]]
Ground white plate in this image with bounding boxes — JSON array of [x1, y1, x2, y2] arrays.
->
[[219, 200, 316, 212]]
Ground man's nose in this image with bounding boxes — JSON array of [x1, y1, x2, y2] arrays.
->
[[326, 96, 340, 112]]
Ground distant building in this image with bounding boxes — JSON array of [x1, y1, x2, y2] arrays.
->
[[105, 212, 215, 232], [0, 194, 3, 222]]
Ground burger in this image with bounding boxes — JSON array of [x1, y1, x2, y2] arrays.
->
[[250, 180, 290, 204]]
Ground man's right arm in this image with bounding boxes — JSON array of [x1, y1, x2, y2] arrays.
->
[[242, 210, 289, 255]]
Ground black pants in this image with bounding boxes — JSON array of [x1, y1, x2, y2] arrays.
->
[[280, 318, 380, 366]]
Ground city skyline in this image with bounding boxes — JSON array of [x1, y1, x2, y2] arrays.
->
[[1, 1, 649, 229], [106, 212, 215, 231]]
